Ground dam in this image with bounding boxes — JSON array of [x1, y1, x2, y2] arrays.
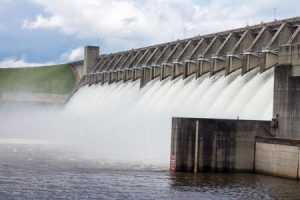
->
[[65, 16, 300, 180]]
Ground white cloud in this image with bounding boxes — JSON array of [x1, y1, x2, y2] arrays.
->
[[23, 0, 300, 52], [0, 47, 84, 68], [22, 14, 63, 29], [60, 47, 83, 62], [0, 58, 55, 68]]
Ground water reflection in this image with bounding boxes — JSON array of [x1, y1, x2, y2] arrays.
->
[[169, 172, 300, 199], [0, 142, 300, 200]]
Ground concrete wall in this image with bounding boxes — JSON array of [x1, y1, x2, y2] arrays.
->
[[70, 63, 84, 81], [84, 46, 100, 75], [255, 137, 300, 180], [273, 64, 300, 139], [171, 118, 272, 173]]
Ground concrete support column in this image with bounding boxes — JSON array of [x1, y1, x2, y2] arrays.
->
[[185, 61, 197, 78], [161, 64, 173, 80], [242, 54, 261, 74], [172, 63, 184, 80], [133, 68, 141, 81], [194, 120, 199, 173], [152, 66, 161, 79], [199, 59, 212, 77], [118, 70, 125, 82], [140, 67, 152, 88], [261, 52, 278, 72], [125, 69, 133, 82], [83, 46, 100, 75], [226, 55, 244, 75], [212, 57, 226, 74]]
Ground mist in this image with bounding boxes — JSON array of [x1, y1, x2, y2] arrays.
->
[[0, 67, 274, 169]]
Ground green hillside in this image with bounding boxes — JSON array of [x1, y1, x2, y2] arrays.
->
[[0, 64, 76, 94]]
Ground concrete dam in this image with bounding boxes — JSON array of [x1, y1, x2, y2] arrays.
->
[[68, 17, 300, 180]]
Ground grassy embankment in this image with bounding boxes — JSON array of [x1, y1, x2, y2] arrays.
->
[[0, 64, 76, 94]]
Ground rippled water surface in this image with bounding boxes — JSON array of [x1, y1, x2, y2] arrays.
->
[[0, 143, 300, 200]]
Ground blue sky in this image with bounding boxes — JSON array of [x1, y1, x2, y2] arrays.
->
[[0, 0, 299, 67]]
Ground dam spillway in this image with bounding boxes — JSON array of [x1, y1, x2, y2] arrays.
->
[[71, 16, 300, 89], [1, 16, 298, 179], [65, 17, 300, 174], [65, 67, 274, 166]]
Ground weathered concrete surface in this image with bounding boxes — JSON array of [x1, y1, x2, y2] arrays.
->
[[273, 64, 300, 139], [69, 60, 84, 81], [84, 46, 100, 75], [171, 118, 272, 173], [255, 137, 300, 180]]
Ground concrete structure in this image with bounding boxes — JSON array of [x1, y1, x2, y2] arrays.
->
[[84, 46, 100, 75], [69, 60, 84, 81], [171, 118, 300, 180], [255, 137, 300, 180], [72, 17, 300, 88], [67, 17, 300, 180], [273, 44, 300, 139], [171, 118, 272, 173]]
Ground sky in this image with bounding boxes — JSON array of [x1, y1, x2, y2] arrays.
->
[[0, 0, 299, 67]]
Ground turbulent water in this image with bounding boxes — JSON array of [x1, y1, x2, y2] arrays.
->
[[2, 67, 297, 199], [63, 67, 274, 166], [0, 67, 274, 168]]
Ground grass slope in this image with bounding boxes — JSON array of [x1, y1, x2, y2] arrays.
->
[[0, 64, 76, 94]]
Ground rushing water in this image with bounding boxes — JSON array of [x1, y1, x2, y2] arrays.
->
[[0, 68, 289, 199], [63, 67, 274, 166]]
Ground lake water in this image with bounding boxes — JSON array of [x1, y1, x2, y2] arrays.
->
[[0, 142, 300, 200]]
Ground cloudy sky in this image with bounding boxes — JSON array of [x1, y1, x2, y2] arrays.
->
[[0, 0, 299, 67]]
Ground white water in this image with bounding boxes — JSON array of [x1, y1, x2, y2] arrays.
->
[[0, 67, 274, 168]]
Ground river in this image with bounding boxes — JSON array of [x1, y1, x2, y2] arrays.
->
[[0, 142, 299, 200]]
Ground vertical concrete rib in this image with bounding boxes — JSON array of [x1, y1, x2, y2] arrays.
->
[[98, 56, 113, 72], [112, 53, 126, 71], [199, 35, 223, 76], [155, 45, 171, 65], [213, 33, 238, 74], [189, 38, 206, 59], [194, 120, 199, 173], [201, 35, 219, 57], [165, 42, 181, 62], [230, 30, 250, 53], [103, 55, 118, 71], [119, 52, 134, 70], [246, 27, 266, 52], [287, 25, 300, 44], [262, 23, 292, 71], [177, 40, 193, 61], [265, 23, 287, 49], [127, 50, 143, 68], [145, 46, 160, 66], [244, 26, 271, 73], [93, 56, 107, 72], [135, 48, 150, 67]]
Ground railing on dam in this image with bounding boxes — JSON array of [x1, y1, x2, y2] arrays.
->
[[79, 16, 300, 88]]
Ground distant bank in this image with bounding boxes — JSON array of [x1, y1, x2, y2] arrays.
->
[[0, 64, 76, 104]]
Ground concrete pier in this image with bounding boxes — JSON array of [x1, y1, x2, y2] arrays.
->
[[171, 118, 272, 173], [171, 117, 300, 180], [255, 137, 300, 180]]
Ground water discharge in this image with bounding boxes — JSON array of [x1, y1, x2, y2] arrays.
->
[[0, 67, 274, 169]]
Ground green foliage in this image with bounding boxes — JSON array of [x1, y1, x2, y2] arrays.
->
[[0, 64, 76, 94]]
